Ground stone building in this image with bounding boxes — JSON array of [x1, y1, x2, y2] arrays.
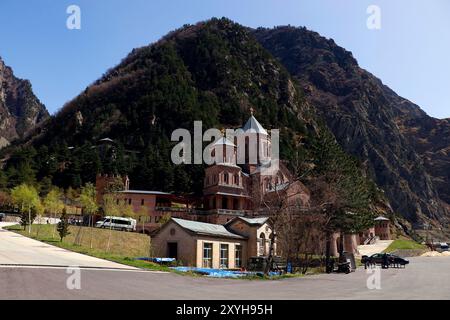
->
[[151, 217, 274, 269], [374, 216, 391, 240], [329, 216, 392, 257]]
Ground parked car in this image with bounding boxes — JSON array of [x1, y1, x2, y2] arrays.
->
[[361, 253, 409, 268], [68, 217, 83, 226], [95, 216, 137, 232], [0, 213, 5, 222]]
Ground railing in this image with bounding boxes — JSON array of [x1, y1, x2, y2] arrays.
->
[[207, 209, 252, 216], [364, 236, 379, 245], [154, 207, 206, 215], [154, 207, 252, 216]]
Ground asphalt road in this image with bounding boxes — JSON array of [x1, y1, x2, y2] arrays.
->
[[1, 256, 449, 300], [0, 222, 135, 270], [1, 222, 449, 300]]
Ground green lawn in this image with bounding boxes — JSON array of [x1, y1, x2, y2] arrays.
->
[[5, 224, 171, 272], [384, 239, 427, 253]]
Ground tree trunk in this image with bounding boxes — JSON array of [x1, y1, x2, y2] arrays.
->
[[264, 231, 276, 276], [302, 253, 310, 274], [36, 216, 42, 238], [89, 215, 94, 249], [21, 203, 26, 231], [325, 231, 332, 273], [339, 231, 345, 262], [106, 222, 113, 252], [28, 208, 31, 235], [74, 224, 83, 246]]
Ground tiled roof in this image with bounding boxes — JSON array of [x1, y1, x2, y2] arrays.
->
[[172, 218, 246, 239]]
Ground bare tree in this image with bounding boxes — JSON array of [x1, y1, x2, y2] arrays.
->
[[252, 155, 314, 275], [253, 155, 375, 275]]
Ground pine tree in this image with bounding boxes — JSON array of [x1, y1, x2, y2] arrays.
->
[[57, 208, 71, 242]]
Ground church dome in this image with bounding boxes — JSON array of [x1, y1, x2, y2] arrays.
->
[[242, 115, 268, 135], [213, 137, 236, 147]]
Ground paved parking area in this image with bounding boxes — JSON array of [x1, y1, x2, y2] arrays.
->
[[1, 255, 449, 300], [1, 222, 448, 300], [0, 222, 136, 270]]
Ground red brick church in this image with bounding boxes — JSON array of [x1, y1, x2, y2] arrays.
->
[[96, 111, 390, 258], [96, 111, 309, 228]]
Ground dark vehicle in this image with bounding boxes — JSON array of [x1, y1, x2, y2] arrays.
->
[[439, 243, 449, 252], [0, 213, 5, 222], [361, 253, 409, 268], [68, 217, 83, 226], [326, 259, 351, 274]]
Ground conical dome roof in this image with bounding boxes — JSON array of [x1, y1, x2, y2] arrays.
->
[[212, 136, 235, 147], [242, 115, 268, 135]]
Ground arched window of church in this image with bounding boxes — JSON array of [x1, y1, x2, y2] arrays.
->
[[224, 173, 229, 184]]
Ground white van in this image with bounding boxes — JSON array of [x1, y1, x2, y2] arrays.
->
[[95, 216, 137, 232]]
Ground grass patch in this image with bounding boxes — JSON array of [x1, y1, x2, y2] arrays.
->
[[5, 224, 170, 272], [384, 239, 427, 253]]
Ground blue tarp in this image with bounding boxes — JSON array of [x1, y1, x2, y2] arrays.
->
[[171, 267, 280, 278]]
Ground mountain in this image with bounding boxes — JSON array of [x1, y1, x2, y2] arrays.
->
[[3, 18, 380, 218], [253, 26, 449, 225], [399, 111, 450, 208], [0, 57, 49, 148]]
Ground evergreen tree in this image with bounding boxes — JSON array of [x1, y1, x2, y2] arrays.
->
[[57, 208, 71, 242]]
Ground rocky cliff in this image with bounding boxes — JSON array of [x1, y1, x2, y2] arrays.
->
[[0, 57, 49, 148], [254, 26, 449, 224]]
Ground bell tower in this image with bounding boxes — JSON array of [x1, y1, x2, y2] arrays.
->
[[241, 108, 271, 174]]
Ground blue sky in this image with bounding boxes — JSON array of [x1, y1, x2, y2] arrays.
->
[[0, 0, 449, 118]]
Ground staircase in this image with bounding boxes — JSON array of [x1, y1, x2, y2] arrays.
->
[[364, 236, 379, 245], [357, 240, 394, 257]]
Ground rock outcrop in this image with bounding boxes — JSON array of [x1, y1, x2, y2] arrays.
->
[[0, 57, 49, 147], [254, 26, 449, 224]]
